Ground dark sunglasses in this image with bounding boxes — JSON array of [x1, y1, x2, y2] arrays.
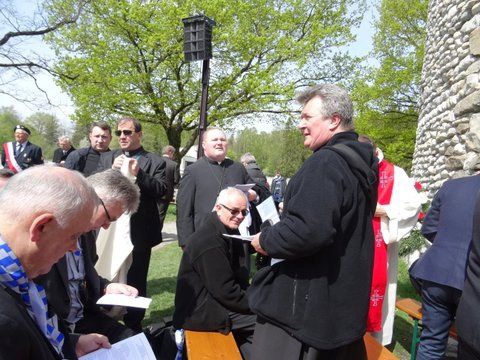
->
[[220, 204, 249, 217], [115, 129, 135, 136], [100, 199, 114, 222]]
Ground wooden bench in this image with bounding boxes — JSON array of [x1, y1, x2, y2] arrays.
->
[[185, 330, 397, 359], [364, 333, 398, 359], [185, 330, 242, 360], [395, 298, 457, 360]]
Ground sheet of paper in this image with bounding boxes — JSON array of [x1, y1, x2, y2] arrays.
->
[[78, 333, 156, 360], [256, 196, 280, 225], [222, 234, 254, 242], [256, 196, 284, 265], [96, 294, 152, 309], [234, 183, 256, 192]]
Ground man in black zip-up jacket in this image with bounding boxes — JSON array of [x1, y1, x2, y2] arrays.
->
[[173, 187, 256, 360], [249, 84, 378, 360]]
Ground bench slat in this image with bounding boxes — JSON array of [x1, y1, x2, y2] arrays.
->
[[364, 333, 398, 360], [185, 330, 242, 360]]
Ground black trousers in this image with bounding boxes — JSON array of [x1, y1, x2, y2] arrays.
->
[[251, 317, 367, 360], [124, 248, 152, 331], [229, 312, 256, 360], [458, 339, 480, 360], [157, 200, 170, 232]]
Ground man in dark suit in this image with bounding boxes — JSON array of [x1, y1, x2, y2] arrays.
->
[[176, 127, 261, 248], [65, 122, 112, 176], [159, 145, 180, 230], [35, 169, 141, 344], [97, 117, 167, 332], [0, 165, 110, 359], [457, 191, 480, 359], [409, 175, 480, 359], [1, 124, 43, 172], [52, 135, 75, 165], [174, 187, 256, 359]]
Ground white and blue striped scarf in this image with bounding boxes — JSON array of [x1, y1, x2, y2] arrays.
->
[[0, 236, 65, 356]]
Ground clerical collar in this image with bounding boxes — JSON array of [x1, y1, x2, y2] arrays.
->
[[205, 155, 226, 165], [124, 146, 144, 158]]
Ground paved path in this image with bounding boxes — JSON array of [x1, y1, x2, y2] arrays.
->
[[153, 221, 178, 251]]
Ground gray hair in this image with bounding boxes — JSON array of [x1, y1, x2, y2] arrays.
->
[[240, 152, 256, 164], [87, 169, 140, 214], [0, 165, 98, 229], [162, 145, 175, 155], [58, 135, 71, 143], [296, 84, 354, 130], [215, 187, 248, 206]]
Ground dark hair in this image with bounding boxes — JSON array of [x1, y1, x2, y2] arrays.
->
[[118, 117, 142, 132], [89, 122, 112, 135], [358, 134, 377, 150]]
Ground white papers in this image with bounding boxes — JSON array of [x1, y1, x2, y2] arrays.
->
[[256, 196, 280, 225], [234, 183, 256, 192], [96, 294, 152, 309], [79, 333, 155, 360], [223, 234, 254, 242]]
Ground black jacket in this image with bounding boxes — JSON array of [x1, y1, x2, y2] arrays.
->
[[97, 148, 167, 250], [161, 156, 180, 202], [173, 212, 251, 333], [0, 287, 77, 360], [52, 147, 75, 164], [245, 162, 269, 189], [35, 232, 109, 321], [248, 131, 377, 350], [1, 141, 43, 170]]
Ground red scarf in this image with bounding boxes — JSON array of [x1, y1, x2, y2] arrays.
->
[[2, 142, 22, 173], [366, 159, 394, 332]]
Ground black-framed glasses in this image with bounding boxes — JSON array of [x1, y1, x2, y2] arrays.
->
[[115, 129, 135, 136], [100, 199, 114, 222], [220, 204, 249, 217]]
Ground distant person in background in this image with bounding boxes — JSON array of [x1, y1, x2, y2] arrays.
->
[[65, 122, 112, 176], [240, 152, 269, 190], [270, 169, 286, 210], [1, 124, 43, 173], [159, 145, 180, 230], [0, 168, 14, 188], [358, 134, 422, 346], [53, 135, 75, 166]]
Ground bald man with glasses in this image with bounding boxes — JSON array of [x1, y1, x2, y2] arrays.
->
[[173, 187, 256, 360]]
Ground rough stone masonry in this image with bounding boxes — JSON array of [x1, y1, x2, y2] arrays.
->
[[412, 0, 480, 197]]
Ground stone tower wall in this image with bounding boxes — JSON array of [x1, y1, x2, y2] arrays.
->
[[412, 0, 480, 197]]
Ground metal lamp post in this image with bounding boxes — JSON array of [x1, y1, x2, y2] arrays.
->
[[182, 15, 215, 159]]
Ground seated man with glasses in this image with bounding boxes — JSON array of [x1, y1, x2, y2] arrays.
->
[[173, 187, 256, 360]]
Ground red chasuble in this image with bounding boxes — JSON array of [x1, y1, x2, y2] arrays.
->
[[366, 159, 394, 332]]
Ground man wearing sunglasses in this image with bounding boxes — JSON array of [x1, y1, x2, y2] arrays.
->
[[174, 187, 256, 360], [65, 122, 113, 177], [97, 117, 167, 332]]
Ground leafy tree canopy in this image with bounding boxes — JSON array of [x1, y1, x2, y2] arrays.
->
[[47, 0, 365, 158], [352, 0, 428, 171]]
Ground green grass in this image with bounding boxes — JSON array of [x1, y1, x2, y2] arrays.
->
[[145, 242, 420, 359], [165, 203, 176, 223]]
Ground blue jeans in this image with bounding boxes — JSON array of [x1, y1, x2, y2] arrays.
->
[[416, 280, 462, 360]]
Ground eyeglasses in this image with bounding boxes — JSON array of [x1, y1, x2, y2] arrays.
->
[[115, 129, 135, 136], [100, 199, 114, 222], [220, 204, 249, 217]]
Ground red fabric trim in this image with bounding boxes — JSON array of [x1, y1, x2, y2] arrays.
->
[[366, 160, 394, 332]]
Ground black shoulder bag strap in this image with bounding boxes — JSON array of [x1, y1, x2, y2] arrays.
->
[[324, 143, 378, 215]]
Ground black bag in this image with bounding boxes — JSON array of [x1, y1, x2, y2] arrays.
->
[[144, 317, 179, 360]]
